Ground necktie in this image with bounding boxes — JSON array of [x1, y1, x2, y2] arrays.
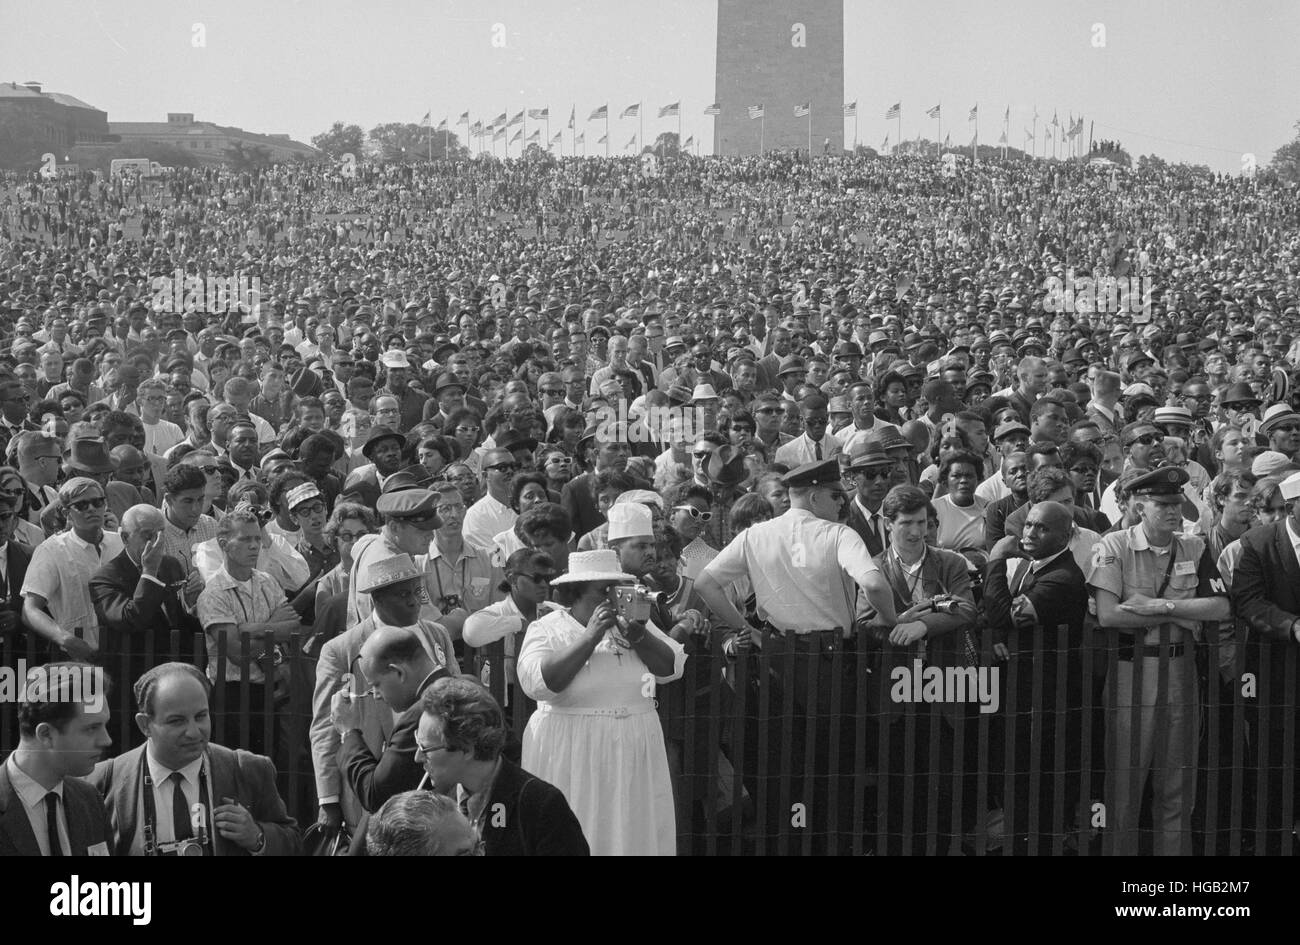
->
[[1008, 560, 1035, 597], [171, 772, 194, 841], [45, 792, 63, 857], [814, 438, 823, 461]]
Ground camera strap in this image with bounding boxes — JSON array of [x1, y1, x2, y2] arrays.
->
[[140, 749, 213, 856]]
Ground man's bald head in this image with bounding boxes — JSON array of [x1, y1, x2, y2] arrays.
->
[[1021, 500, 1073, 560], [121, 503, 165, 536]]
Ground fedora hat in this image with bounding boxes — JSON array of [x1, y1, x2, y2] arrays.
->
[[64, 437, 115, 475], [704, 443, 747, 486], [363, 426, 407, 459], [357, 553, 425, 595]]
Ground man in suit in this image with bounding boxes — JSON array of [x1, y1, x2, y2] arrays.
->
[[91, 504, 205, 747], [843, 440, 895, 558], [1230, 469, 1300, 854], [313, 554, 457, 833], [985, 500, 1088, 855], [560, 426, 632, 541], [415, 676, 588, 856], [331, 621, 456, 815], [86, 662, 300, 856], [341, 427, 406, 510], [1, 662, 113, 856], [0, 493, 32, 635]]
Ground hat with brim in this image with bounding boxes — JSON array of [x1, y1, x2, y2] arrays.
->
[[1259, 403, 1300, 437], [549, 549, 635, 585], [59, 476, 105, 504], [1280, 471, 1300, 501], [64, 438, 115, 475], [363, 427, 407, 458], [290, 368, 323, 398], [606, 502, 654, 542], [1220, 382, 1260, 407], [358, 553, 425, 595], [845, 441, 895, 470]]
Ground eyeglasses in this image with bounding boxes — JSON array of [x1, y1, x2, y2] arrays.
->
[[336, 531, 367, 543], [1131, 434, 1164, 446], [196, 464, 220, 475], [673, 506, 713, 522], [70, 497, 107, 512], [486, 462, 520, 474], [292, 502, 327, 517], [517, 572, 556, 584], [540, 388, 564, 396], [854, 467, 891, 481], [415, 740, 449, 754]]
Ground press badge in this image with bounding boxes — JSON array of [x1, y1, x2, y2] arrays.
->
[[1174, 561, 1196, 576]]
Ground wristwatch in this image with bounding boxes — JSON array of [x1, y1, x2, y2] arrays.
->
[[1163, 600, 1175, 614]]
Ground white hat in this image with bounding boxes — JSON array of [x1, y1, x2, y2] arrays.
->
[[1281, 471, 1300, 501], [380, 350, 411, 369], [606, 502, 654, 542], [549, 549, 635, 585], [691, 383, 719, 403], [614, 488, 664, 510]]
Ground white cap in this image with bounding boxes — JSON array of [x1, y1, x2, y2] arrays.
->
[[1281, 471, 1300, 501], [380, 350, 410, 369], [606, 502, 654, 542]]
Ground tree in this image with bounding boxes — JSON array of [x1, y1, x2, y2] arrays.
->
[[0, 111, 51, 170], [1270, 119, 1300, 183], [367, 122, 464, 162], [225, 142, 274, 172], [652, 132, 682, 157], [311, 121, 365, 160]]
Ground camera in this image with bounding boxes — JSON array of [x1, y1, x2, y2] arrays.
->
[[437, 594, 463, 612], [611, 584, 666, 623]]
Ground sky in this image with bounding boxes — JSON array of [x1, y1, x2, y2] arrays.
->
[[2, 0, 1297, 174]]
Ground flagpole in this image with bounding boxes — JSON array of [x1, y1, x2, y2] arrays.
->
[[896, 109, 901, 155], [639, 102, 643, 154], [807, 104, 812, 157], [678, 106, 682, 157], [605, 112, 609, 157], [936, 101, 941, 158], [854, 111, 858, 151]]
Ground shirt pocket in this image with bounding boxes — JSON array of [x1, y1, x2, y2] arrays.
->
[[1165, 571, 1199, 596]]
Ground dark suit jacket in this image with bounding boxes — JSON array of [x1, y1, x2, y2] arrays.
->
[[560, 473, 603, 540], [983, 492, 1027, 547], [984, 550, 1087, 654], [0, 540, 31, 619], [0, 759, 112, 856], [1232, 522, 1300, 715], [481, 757, 589, 856], [340, 672, 451, 814], [844, 498, 887, 558], [91, 550, 201, 660], [86, 743, 300, 856]]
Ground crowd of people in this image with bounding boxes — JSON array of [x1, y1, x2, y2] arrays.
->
[[1, 146, 1299, 856]]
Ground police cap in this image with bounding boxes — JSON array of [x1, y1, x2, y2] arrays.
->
[[1127, 465, 1189, 499], [780, 458, 844, 489]]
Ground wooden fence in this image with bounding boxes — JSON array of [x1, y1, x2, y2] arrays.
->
[[1, 622, 1292, 855]]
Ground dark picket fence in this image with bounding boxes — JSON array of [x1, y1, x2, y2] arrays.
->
[[1, 621, 1292, 855]]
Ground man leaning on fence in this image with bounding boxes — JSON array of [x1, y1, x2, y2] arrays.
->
[[1086, 465, 1230, 855], [1229, 469, 1300, 854]]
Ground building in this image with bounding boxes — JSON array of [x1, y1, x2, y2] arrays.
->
[[712, 0, 844, 156], [0, 81, 112, 150], [109, 113, 319, 164]]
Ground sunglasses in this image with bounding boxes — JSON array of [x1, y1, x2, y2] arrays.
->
[[853, 467, 891, 481], [69, 497, 107, 512], [673, 505, 713, 522], [1273, 425, 1300, 434], [292, 501, 327, 517], [1131, 433, 1165, 446], [486, 462, 520, 473]]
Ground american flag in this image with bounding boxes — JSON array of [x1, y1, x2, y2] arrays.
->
[[704, 103, 721, 116], [683, 135, 694, 147], [589, 105, 608, 121], [527, 108, 548, 121], [621, 103, 640, 118], [794, 103, 810, 118], [926, 105, 940, 119], [457, 111, 469, 125], [508, 110, 523, 126], [568, 106, 575, 129], [659, 102, 680, 118], [885, 103, 900, 120], [434, 118, 448, 132], [748, 104, 764, 120], [842, 102, 857, 117], [420, 111, 431, 127], [509, 129, 522, 143], [968, 105, 978, 122]]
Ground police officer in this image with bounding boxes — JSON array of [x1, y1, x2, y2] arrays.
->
[[1087, 465, 1230, 855], [695, 459, 897, 853]]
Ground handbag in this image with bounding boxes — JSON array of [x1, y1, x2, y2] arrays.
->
[[302, 821, 352, 857]]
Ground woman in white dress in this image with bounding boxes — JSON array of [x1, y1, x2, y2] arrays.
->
[[517, 549, 686, 856]]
